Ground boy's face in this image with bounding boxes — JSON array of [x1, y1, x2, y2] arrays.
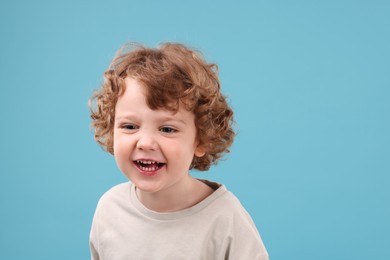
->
[[113, 77, 205, 194]]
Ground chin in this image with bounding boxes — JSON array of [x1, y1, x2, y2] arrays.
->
[[130, 178, 164, 194]]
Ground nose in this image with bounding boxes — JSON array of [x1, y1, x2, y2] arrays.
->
[[136, 131, 158, 151]]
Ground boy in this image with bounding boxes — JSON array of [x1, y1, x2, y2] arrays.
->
[[89, 43, 269, 259]]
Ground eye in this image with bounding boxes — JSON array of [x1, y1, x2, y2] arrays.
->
[[122, 124, 139, 130], [159, 127, 177, 133]]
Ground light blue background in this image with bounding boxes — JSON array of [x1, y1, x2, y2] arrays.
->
[[1, 0, 389, 259]]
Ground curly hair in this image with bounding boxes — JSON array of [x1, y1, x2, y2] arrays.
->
[[89, 42, 235, 171]]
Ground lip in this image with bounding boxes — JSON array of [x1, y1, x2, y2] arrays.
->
[[133, 160, 165, 177]]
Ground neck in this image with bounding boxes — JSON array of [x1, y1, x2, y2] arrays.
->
[[136, 176, 213, 212]]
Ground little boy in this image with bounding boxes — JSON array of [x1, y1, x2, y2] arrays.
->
[[89, 43, 269, 259]]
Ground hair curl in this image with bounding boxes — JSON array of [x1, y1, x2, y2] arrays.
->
[[89, 42, 235, 171]]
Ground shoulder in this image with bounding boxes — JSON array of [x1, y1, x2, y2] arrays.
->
[[199, 180, 247, 213], [199, 181, 258, 231], [208, 184, 253, 219], [204, 184, 269, 259], [95, 182, 132, 209]]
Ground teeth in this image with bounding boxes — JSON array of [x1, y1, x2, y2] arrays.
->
[[139, 165, 158, 172], [137, 160, 158, 165], [136, 160, 164, 172]]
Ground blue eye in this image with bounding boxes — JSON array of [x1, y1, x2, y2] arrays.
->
[[160, 127, 177, 133]]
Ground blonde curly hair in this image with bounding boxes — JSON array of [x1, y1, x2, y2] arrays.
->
[[89, 43, 235, 171]]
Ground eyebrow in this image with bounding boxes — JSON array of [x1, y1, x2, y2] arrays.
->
[[115, 115, 138, 121], [115, 114, 187, 125], [159, 116, 187, 126]]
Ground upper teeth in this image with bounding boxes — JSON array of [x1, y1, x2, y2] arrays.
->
[[137, 160, 158, 164]]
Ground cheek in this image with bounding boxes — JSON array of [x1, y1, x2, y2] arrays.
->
[[113, 132, 130, 158], [113, 134, 132, 173], [112, 132, 120, 154], [164, 139, 197, 162]]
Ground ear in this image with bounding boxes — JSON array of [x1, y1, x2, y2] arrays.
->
[[194, 145, 206, 157]]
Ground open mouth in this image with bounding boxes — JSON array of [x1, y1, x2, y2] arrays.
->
[[134, 160, 165, 172]]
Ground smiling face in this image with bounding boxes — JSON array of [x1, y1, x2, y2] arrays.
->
[[113, 77, 205, 194]]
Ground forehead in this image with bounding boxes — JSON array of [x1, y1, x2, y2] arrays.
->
[[115, 77, 195, 122]]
